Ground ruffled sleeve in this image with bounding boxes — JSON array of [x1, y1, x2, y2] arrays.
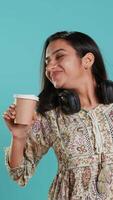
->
[[5, 112, 53, 186]]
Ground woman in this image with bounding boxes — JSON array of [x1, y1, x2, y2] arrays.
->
[[4, 31, 113, 199]]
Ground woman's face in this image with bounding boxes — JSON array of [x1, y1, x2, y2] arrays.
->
[[45, 39, 87, 89]]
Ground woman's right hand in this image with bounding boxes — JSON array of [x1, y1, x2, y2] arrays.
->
[[3, 104, 30, 140]]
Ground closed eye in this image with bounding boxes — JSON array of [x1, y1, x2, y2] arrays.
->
[[45, 54, 65, 66], [55, 54, 65, 61]]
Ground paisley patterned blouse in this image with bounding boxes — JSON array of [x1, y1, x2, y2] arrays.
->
[[5, 103, 113, 199]]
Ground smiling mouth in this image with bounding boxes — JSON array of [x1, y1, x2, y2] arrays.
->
[[50, 71, 63, 80]]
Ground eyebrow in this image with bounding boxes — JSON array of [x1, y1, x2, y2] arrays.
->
[[45, 49, 66, 61]]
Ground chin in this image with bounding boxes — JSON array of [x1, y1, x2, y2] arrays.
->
[[53, 84, 61, 89], [53, 83, 66, 89], [52, 80, 66, 89], [52, 81, 60, 88]]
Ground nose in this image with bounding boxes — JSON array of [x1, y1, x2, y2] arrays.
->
[[46, 60, 57, 72], [45, 60, 58, 80]]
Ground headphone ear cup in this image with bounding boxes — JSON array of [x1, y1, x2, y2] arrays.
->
[[58, 90, 81, 114], [100, 80, 113, 103]]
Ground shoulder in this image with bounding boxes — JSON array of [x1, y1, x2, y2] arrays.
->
[[34, 107, 61, 126], [103, 103, 113, 112], [44, 107, 60, 121], [102, 103, 113, 121]]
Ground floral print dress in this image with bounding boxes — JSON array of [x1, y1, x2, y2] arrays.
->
[[5, 103, 113, 199]]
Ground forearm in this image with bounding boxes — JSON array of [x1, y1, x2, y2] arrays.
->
[[9, 136, 27, 168]]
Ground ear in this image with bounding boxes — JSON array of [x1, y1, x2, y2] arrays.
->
[[82, 52, 95, 70]]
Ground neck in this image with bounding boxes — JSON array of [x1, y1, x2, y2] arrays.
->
[[74, 78, 99, 109]]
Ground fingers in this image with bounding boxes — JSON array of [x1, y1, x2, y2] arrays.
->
[[3, 112, 11, 120], [3, 104, 16, 121]]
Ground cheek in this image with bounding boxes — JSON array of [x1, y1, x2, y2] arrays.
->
[[66, 66, 83, 82], [64, 60, 79, 75]]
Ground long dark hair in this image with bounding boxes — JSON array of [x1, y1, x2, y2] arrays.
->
[[37, 31, 113, 115]]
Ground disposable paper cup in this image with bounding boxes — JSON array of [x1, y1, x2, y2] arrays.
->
[[14, 94, 39, 125]]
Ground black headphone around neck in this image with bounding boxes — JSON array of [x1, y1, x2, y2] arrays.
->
[[57, 80, 113, 114]]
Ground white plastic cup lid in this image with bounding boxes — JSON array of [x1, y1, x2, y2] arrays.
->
[[13, 94, 39, 101]]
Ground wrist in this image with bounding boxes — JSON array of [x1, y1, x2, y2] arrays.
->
[[12, 135, 27, 142]]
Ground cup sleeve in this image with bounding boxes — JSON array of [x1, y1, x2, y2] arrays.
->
[[5, 113, 53, 186]]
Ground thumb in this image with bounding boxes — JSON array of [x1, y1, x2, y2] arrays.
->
[[31, 111, 38, 125]]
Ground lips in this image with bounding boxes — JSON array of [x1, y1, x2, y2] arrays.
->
[[50, 71, 63, 80]]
